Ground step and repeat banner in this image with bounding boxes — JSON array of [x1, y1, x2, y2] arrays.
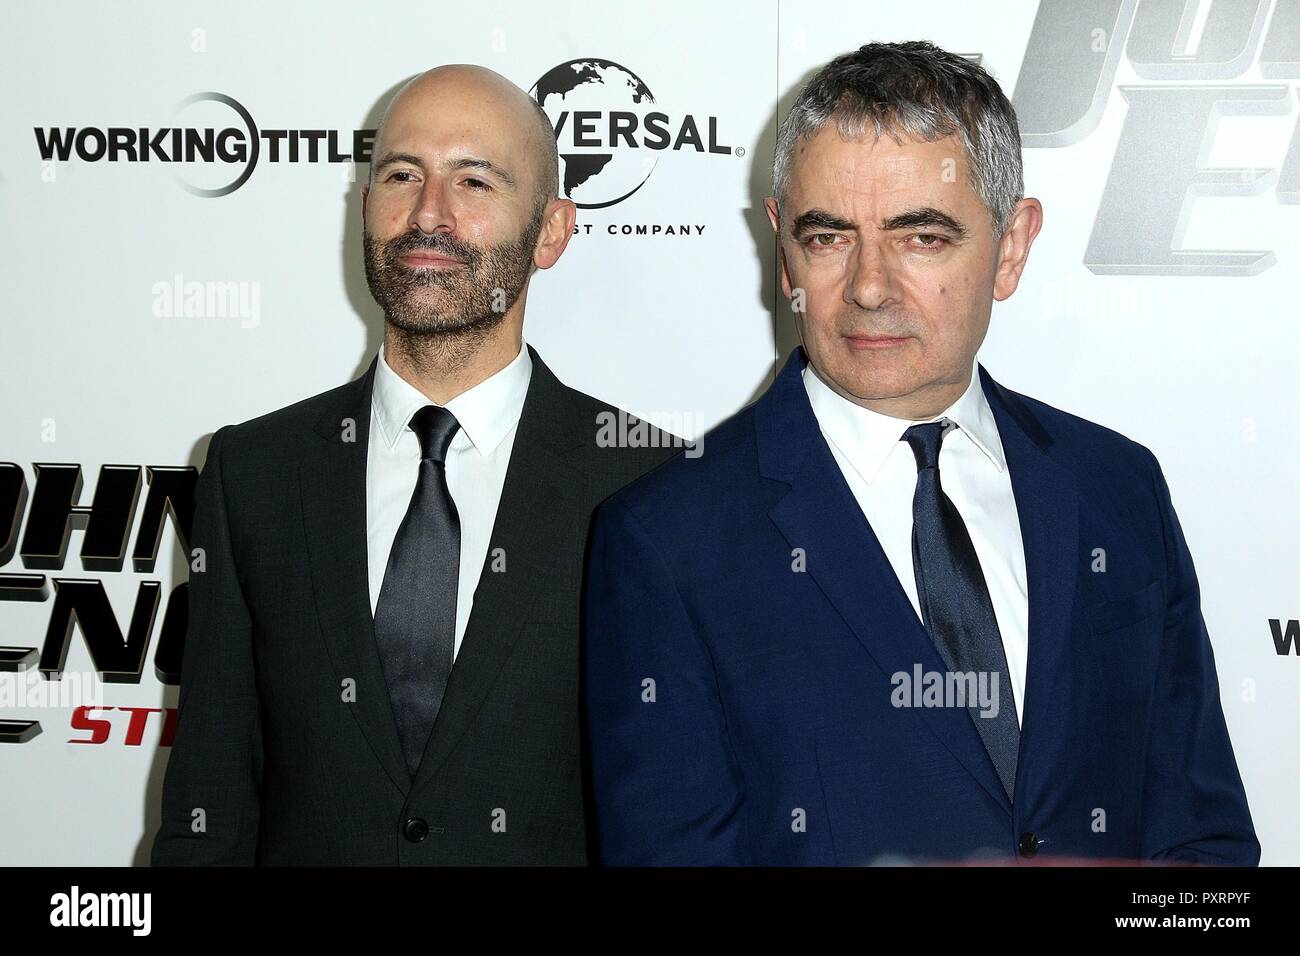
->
[[2, 0, 1296, 865]]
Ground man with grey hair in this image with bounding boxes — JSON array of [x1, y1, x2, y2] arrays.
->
[[584, 41, 1258, 865]]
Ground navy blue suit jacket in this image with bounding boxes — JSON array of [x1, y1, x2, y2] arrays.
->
[[584, 347, 1259, 866]]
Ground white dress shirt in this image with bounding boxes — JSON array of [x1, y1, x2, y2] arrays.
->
[[367, 339, 532, 662], [803, 357, 1030, 727]]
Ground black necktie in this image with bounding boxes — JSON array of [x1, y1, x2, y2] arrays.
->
[[374, 404, 461, 778], [902, 419, 1019, 802]]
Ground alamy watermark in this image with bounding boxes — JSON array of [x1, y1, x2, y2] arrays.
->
[[595, 409, 703, 459], [891, 664, 1000, 719], [151, 273, 261, 328], [0, 667, 105, 710]]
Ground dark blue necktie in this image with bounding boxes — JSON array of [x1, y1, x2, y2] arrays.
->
[[374, 404, 461, 778], [902, 419, 1019, 802]]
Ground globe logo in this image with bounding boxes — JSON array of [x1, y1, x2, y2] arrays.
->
[[531, 59, 660, 209]]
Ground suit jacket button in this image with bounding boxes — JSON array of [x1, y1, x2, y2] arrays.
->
[[403, 817, 429, 843], [1018, 832, 1039, 858]]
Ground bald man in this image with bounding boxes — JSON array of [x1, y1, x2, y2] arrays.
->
[[151, 66, 674, 866]]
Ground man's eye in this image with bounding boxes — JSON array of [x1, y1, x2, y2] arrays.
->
[[912, 233, 948, 248], [387, 170, 417, 183], [464, 178, 491, 191], [804, 233, 841, 247]]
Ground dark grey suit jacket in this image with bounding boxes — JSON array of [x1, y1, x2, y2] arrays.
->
[[151, 346, 674, 865]]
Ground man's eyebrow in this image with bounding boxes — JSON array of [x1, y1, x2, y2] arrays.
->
[[372, 151, 425, 176], [450, 156, 517, 188], [880, 206, 969, 237], [370, 152, 518, 188], [790, 209, 858, 234]]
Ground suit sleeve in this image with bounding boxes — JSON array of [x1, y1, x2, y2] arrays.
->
[[1138, 450, 1260, 865], [151, 425, 263, 865], [583, 497, 748, 865]]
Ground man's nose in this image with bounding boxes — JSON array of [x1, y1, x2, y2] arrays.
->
[[409, 177, 456, 234], [845, 241, 904, 311]]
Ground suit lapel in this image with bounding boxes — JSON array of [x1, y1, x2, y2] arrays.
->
[[977, 364, 1080, 804], [297, 345, 1079, 813], [760, 349, 1078, 815], [302, 348, 589, 796], [410, 347, 588, 793], [300, 356, 413, 795], [301, 348, 587, 796]]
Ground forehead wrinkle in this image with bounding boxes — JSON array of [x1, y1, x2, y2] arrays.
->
[[791, 133, 979, 234]]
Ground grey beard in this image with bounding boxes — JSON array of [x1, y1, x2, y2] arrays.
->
[[362, 211, 543, 350]]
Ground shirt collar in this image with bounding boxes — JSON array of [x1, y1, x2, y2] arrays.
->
[[803, 355, 1006, 485], [372, 338, 533, 457]]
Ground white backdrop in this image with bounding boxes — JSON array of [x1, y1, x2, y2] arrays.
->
[[1, 0, 1295, 865]]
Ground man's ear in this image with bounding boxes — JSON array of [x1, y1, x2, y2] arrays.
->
[[993, 197, 1043, 302], [533, 198, 578, 270], [361, 183, 369, 219], [764, 197, 794, 300]]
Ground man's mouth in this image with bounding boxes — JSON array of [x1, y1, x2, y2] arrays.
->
[[844, 333, 911, 351], [398, 252, 466, 269]]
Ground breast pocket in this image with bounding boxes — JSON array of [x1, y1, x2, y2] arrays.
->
[[1080, 580, 1163, 635]]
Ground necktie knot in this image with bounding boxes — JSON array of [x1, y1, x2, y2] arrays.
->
[[410, 405, 460, 464], [902, 418, 957, 472]]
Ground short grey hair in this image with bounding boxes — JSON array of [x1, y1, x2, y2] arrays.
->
[[773, 41, 1023, 237]]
